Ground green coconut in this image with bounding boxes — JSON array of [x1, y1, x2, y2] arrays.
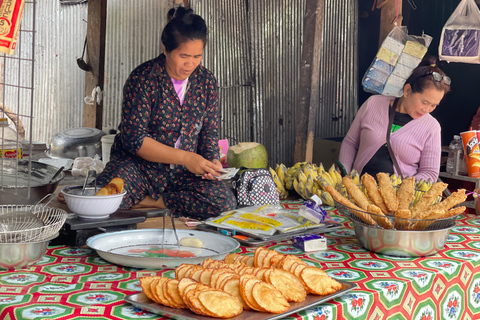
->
[[226, 142, 268, 169]]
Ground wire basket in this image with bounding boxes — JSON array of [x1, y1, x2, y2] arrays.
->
[[334, 199, 459, 231], [0, 205, 68, 243]]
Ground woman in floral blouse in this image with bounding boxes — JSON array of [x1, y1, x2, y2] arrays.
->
[[97, 7, 236, 219]]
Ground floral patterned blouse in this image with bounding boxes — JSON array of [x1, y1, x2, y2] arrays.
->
[[110, 53, 220, 168]]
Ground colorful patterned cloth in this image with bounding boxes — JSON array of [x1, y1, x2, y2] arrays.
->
[[1, 204, 480, 319]]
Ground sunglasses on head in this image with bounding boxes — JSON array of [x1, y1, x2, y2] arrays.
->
[[417, 71, 451, 85]]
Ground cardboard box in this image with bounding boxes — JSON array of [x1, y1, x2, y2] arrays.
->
[[312, 137, 342, 169]]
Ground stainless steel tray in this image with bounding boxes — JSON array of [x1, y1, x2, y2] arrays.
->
[[86, 229, 240, 269], [195, 222, 341, 246], [125, 280, 357, 320]]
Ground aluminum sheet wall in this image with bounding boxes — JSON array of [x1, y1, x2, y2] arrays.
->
[[195, 0, 358, 166], [16, 0, 357, 167], [103, 1, 172, 133], [8, 0, 88, 145]]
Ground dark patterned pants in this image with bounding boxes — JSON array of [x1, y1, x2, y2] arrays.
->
[[97, 156, 236, 220]]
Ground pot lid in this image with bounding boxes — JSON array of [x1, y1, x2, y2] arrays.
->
[[57, 127, 104, 139]]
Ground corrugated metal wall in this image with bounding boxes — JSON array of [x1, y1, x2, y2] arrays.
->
[[195, 0, 358, 166], [18, 0, 357, 167], [317, 0, 358, 138], [103, 1, 172, 133]]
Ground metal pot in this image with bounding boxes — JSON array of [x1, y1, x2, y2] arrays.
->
[[0, 159, 65, 205], [46, 127, 106, 159], [0, 233, 59, 270]]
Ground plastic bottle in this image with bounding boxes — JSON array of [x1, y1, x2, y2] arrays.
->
[[446, 135, 464, 174], [0, 117, 22, 159]]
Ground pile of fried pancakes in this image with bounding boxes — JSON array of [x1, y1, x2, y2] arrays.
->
[[140, 247, 342, 318]]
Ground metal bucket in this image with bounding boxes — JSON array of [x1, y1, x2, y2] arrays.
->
[[0, 159, 65, 205]]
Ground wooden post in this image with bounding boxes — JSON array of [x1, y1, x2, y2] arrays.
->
[[377, 0, 403, 47], [83, 0, 107, 129], [294, 0, 325, 164]]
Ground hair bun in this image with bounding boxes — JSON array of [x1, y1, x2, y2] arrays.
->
[[167, 6, 194, 23]]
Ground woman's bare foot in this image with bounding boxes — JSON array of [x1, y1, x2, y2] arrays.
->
[[132, 195, 166, 209], [57, 192, 66, 204]]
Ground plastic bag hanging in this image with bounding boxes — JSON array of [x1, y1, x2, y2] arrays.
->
[[438, 0, 480, 64], [362, 26, 432, 97]]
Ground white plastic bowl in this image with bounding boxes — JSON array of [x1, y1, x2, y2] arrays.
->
[[61, 186, 126, 219]]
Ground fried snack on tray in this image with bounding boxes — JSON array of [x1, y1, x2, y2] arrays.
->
[[299, 266, 342, 296], [397, 177, 415, 211], [252, 280, 290, 313], [197, 289, 243, 318], [265, 268, 307, 302], [411, 182, 448, 219], [139, 276, 163, 303], [361, 173, 389, 214], [325, 184, 376, 225], [140, 247, 342, 317], [377, 172, 399, 212], [343, 176, 370, 210], [367, 204, 393, 229]]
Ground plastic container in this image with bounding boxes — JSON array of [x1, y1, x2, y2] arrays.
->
[[446, 135, 462, 174], [21, 140, 46, 161], [101, 134, 115, 163], [460, 130, 480, 178], [0, 118, 22, 159]]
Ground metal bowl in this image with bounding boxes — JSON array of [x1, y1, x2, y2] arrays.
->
[[47, 127, 106, 159], [352, 219, 454, 257], [0, 160, 65, 205], [0, 233, 58, 270]]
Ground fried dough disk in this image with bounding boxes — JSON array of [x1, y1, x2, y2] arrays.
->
[[397, 177, 415, 210], [361, 173, 389, 214], [367, 204, 393, 229], [377, 172, 399, 212], [411, 182, 448, 219], [325, 185, 376, 225], [343, 177, 370, 210]]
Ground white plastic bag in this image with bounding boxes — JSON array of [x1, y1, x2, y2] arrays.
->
[[439, 0, 480, 64], [71, 155, 105, 177], [362, 26, 431, 97]]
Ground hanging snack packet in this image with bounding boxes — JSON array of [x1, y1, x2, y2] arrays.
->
[[362, 26, 431, 97], [0, 0, 27, 55]]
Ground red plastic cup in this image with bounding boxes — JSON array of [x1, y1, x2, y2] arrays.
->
[[460, 130, 480, 178]]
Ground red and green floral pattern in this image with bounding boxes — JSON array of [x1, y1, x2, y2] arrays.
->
[[0, 205, 480, 319]]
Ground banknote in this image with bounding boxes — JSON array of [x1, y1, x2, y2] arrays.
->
[[196, 167, 239, 179]]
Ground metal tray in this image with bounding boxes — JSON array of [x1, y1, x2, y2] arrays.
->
[[195, 222, 341, 246], [86, 229, 240, 269], [125, 280, 357, 320]]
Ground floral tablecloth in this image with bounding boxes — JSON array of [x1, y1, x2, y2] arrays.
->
[[1, 202, 480, 320]]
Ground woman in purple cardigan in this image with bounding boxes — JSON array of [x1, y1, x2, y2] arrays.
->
[[339, 58, 451, 183]]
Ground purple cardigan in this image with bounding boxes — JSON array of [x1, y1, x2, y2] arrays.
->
[[339, 95, 441, 182]]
